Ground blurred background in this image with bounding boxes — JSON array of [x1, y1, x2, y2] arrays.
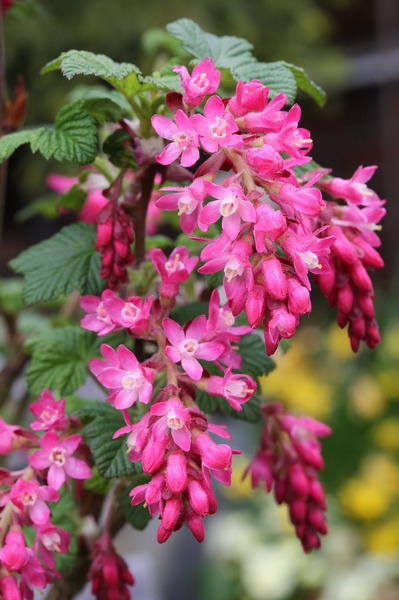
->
[[1, 1, 399, 599]]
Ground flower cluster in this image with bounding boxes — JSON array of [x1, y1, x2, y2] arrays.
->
[[0, 391, 92, 599], [246, 403, 331, 552], [152, 58, 384, 354]]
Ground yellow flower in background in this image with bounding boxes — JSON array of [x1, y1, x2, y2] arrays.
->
[[365, 516, 399, 553], [378, 369, 399, 400], [326, 324, 356, 360], [260, 339, 332, 419], [338, 478, 390, 520], [349, 374, 385, 419], [361, 455, 399, 496], [223, 455, 254, 501], [372, 419, 399, 451]]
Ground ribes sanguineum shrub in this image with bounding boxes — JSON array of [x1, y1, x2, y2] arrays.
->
[[0, 18, 385, 600]]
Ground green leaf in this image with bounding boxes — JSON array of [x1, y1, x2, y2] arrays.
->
[[83, 402, 137, 479], [10, 222, 103, 305], [42, 50, 142, 97], [81, 96, 131, 124], [284, 62, 326, 107], [25, 327, 125, 395], [58, 185, 86, 211], [141, 74, 182, 92], [119, 479, 152, 530], [15, 195, 59, 222], [0, 103, 98, 165], [48, 488, 79, 574], [0, 278, 24, 314], [170, 301, 209, 325], [166, 19, 254, 71], [238, 333, 276, 379]]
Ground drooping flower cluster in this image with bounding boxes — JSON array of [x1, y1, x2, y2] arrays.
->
[[0, 391, 92, 599], [246, 403, 331, 552], [152, 58, 384, 355]]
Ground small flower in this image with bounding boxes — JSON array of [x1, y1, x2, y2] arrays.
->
[[163, 316, 224, 380], [80, 289, 119, 336], [150, 246, 198, 299], [151, 110, 200, 167], [90, 344, 154, 409], [30, 389, 68, 431], [191, 95, 242, 153], [10, 479, 59, 525], [29, 432, 91, 491], [174, 57, 221, 107], [206, 368, 256, 411]]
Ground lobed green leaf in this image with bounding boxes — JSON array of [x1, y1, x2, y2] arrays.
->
[[10, 222, 103, 305]]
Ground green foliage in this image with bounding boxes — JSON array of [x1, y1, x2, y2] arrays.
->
[[49, 488, 79, 574], [42, 50, 142, 96], [25, 326, 124, 395], [10, 223, 103, 305], [166, 18, 325, 105], [74, 401, 138, 479], [238, 333, 276, 379], [0, 102, 98, 164], [196, 387, 261, 423]]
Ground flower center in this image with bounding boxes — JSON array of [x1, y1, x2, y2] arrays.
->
[[121, 303, 140, 322], [122, 372, 143, 390], [49, 447, 66, 466], [177, 193, 198, 216], [224, 257, 244, 283], [219, 308, 235, 328], [210, 116, 227, 140], [41, 407, 59, 426], [165, 253, 185, 274], [180, 338, 198, 357], [22, 491, 37, 506], [173, 131, 191, 151], [298, 250, 322, 270], [192, 72, 209, 91], [220, 193, 239, 217], [96, 302, 110, 323], [167, 412, 184, 430]]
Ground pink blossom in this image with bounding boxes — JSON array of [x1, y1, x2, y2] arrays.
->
[[264, 104, 313, 159], [10, 478, 59, 525], [151, 110, 200, 167], [150, 246, 198, 299], [157, 177, 207, 234], [0, 418, 25, 454], [243, 91, 288, 133], [90, 344, 154, 409], [200, 180, 256, 240], [246, 144, 287, 180], [228, 79, 268, 117], [150, 398, 191, 451], [29, 432, 91, 491], [104, 293, 153, 335], [80, 289, 118, 336], [34, 523, 71, 570], [206, 368, 256, 411], [29, 389, 68, 431], [319, 165, 380, 205], [253, 203, 287, 253], [174, 58, 221, 107], [280, 228, 333, 289], [191, 95, 242, 153], [163, 316, 224, 380], [89, 532, 135, 600]]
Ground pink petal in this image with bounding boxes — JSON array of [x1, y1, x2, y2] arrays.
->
[[114, 387, 138, 409], [163, 318, 185, 346], [61, 434, 82, 456], [165, 345, 182, 364], [97, 367, 124, 388], [47, 465, 65, 491], [116, 345, 139, 371], [29, 450, 50, 470], [40, 431, 61, 453], [64, 457, 92, 480], [181, 146, 200, 168], [156, 143, 181, 165], [151, 115, 178, 140], [222, 212, 240, 240], [181, 356, 203, 380], [186, 315, 206, 341], [172, 426, 191, 452], [195, 341, 224, 360], [30, 499, 50, 526]]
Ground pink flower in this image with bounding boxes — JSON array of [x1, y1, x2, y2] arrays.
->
[[80, 289, 118, 336], [163, 316, 224, 380], [29, 432, 92, 491], [150, 398, 192, 451], [10, 479, 59, 525], [30, 389, 68, 431], [151, 110, 200, 167], [34, 523, 71, 570], [174, 58, 221, 107], [89, 532, 134, 600], [206, 368, 256, 411], [150, 246, 198, 299], [320, 165, 380, 205], [156, 178, 207, 234], [90, 344, 154, 409], [228, 79, 268, 117], [191, 95, 242, 153], [200, 180, 256, 240], [104, 293, 153, 335]]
